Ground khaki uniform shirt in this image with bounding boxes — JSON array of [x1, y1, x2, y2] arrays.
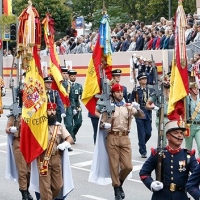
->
[[112, 105, 137, 132], [48, 124, 70, 154]]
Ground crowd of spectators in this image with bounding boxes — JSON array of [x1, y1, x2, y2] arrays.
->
[[50, 13, 200, 56]]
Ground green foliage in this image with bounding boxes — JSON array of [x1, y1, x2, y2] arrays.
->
[[0, 15, 17, 26], [12, 0, 72, 33], [11, 0, 198, 33]]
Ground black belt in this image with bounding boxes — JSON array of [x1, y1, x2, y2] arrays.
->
[[187, 120, 200, 125], [164, 183, 185, 192]]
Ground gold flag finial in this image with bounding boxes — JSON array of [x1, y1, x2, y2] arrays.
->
[[102, 1, 107, 15], [178, 0, 183, 5], [28, 0, 32, 6]]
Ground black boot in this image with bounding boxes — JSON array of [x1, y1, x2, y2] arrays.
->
[[114, 187, 122, 200], [27, 190, 33, 200], [119, 180, 125, 199], [19, 190, 28, 200]]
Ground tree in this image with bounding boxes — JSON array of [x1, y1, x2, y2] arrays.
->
[[12, 0, 72, 39]]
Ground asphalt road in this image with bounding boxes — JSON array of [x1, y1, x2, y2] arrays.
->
[[0, 89, 195, 200]]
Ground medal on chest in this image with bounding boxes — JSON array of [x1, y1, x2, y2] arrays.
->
[[179, 160, 186, 172]]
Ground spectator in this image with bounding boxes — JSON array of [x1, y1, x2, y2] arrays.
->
[[163, 29, 170, 49], [168, 29, 175, 49], [159, 29, 166, 49], [115, 36, 122, 52], [135, 29, 144, 51], [121, 34, 131, 51], [127, 35, 137, 51], [194, 25, 200, 42], [143, 35, 150, 50]]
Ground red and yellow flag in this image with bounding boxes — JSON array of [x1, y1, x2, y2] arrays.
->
[[82, 14, 112, 115], [19, 2, 48, 164], [42, 14, 70, 107], [81, 35, 102, 115], [167, 0, 188, 120], [3, 0, 12, 15]]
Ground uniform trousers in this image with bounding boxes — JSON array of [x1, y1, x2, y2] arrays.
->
[[185, 124, 200, 157], [72, 110, 82, 139], [135, 118, 152, 155], [12, 138, 30, 190], [38, 154, 62, 200], [64, 106, 73, 135], [106, 134, 132, 187]]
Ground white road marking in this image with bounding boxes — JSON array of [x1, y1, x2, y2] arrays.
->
[[71, 165, 90, 172], [68, 151, 84, 156], [72, 160, 92, 167], [0, 143, 7, 146], [81, 195, 107, 200], [132, 164, 142, 172], [128, 179, 142, 183], [0, 150, 6, 153]]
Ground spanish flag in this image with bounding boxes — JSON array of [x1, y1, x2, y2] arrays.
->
[[19, 2, 48, 164], [82, 14, 112, 115], [3, 0, 12, 15], [167, 0, 188, 119], [42, 14, 70, 107]]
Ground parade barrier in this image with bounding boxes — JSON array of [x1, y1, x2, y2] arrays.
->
[[2, 50, 168, 91]]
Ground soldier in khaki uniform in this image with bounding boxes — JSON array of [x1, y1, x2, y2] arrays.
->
[[96, 84, 144, 200], [185, 82, 200, 157], [38, 102, 73, 200], [5, 114, 33, 200]]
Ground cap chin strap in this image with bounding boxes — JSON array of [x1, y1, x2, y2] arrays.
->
[[168, 133, 183, 141]]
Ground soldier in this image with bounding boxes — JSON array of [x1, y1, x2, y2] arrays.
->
[[139, 120, 197, 200], [37, 102, 73, 200], [95, 83, 144, 200], [146, 74, 171, 145], [186, 160, 200, 199], [68, 70, 83, 142], [110, 69, 128, 102], [44, 76, 66, 123], [61, 68, 73, 136], [185, 82, 200, 157], [0, 75, 5, 116], [5, 114, 33, 200], [129, 72, 154, 158]]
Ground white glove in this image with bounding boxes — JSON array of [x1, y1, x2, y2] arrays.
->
[[1, 87, 6, 96], [132, 102, 140, 110], [9, 126, 17, 133], [57, 141, 71, 151], [102, 123, 111, 129], [153, 106, 159, 111], [61, 113, 66, 118], [73, 109, 77, 115], [150, 181, 163, 192]]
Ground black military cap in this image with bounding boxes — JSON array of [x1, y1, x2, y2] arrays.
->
[[68, 70, 77, 76], [112, 69, 122, 76], [137, 72, 147, 80], [44, 76, 53, 82], [61, 67, 69, 73]]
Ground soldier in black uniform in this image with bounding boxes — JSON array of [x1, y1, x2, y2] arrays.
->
[[44, 76, 66, 123], [186, 160, 200, 199], [129, 72, 154, 158], [139, 120, 197, 200], [68, 70, 83, 142]]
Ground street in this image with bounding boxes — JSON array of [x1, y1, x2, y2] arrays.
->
[[0, 89, 194, 200]]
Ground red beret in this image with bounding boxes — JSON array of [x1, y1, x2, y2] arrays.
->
[[47, 102, 57, 110], [111, 84, 123, 92]]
